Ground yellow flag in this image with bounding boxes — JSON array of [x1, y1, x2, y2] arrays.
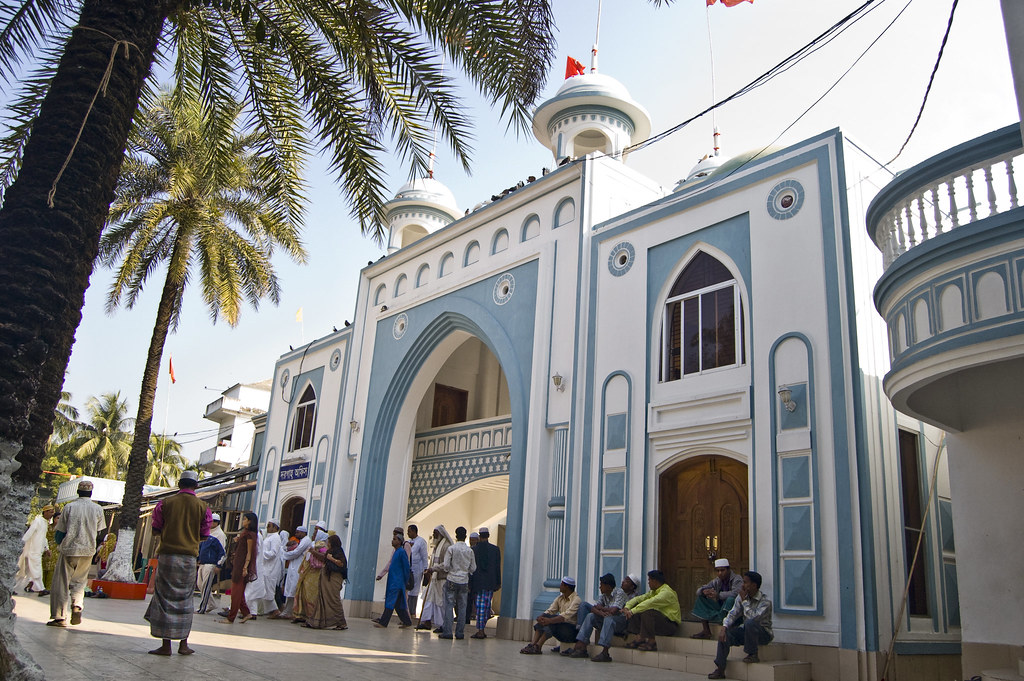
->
[[295, 307, 303, 323]]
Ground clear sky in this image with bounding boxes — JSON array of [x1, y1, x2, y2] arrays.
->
[[60, 0, 1019, 462]]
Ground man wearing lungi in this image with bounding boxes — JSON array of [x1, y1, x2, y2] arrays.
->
[[145, 470, 212, 655], [47, 481, 106, 627]]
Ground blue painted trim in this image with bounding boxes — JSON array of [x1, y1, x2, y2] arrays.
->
[[438, 251, 455, 278], [270, 364, 325, 516], [323, 335, 353, 526], [545, 241, 561, 430], [553, 197, 576, 229], [276, 327, 352, 361], [346, 262, 538, 618], [891, 641, 961, 656], [596, 372, 632, 582], [374, 283, 387, 305], [568, 159, 588, 585], [916, 423, 941, 634], [521, 214, 541, 242], [394, 273, 408, 297], [415, 262, 431, 287], [547, 104, 637, 137], [463, 240, 481, 267], [866, 123, 1021, 244], [768, 333, 823, 616], [490, 228, 509, 255], [874, 207, 1024, 311], [831, 135, 880, 651]]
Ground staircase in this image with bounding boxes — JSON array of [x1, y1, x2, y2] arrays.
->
[[576, 620, 812, 681], [980, 658, 1024, 681]]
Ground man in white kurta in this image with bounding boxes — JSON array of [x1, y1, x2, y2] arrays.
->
[[405, 524, 429, 615], [276, 526, 311, 619], [249, 519, 284, 617], [15, 506, 54, 593]]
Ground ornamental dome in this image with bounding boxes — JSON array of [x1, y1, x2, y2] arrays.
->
[[384, 177, 462, 254], [532, 72, 651, 163]]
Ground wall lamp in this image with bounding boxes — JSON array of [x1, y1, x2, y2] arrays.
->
[[350, 420, 360, 432], [778, 386, 797, 413], [552, 373, 566, 392]]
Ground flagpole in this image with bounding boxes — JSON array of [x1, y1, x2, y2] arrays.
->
[[591, 0, 602, 73], [160, 358, 172, 485], [705, 3, 721, 156]]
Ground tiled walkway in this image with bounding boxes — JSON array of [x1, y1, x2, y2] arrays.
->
[[12, 593, 708, 681]]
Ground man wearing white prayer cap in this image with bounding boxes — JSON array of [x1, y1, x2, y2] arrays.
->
[[195, 513, 227, 614], [690, 557, 743, 640], [470, 526, 501, 637], [278, 525, 311, 619], [249, 518, 285, 618], [520, 576, 581, 655]]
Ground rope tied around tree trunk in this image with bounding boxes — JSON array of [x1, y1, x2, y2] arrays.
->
[[47, 26, 141, 208]]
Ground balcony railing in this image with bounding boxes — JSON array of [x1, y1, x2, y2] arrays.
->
[[868, 124, 1024, 269]]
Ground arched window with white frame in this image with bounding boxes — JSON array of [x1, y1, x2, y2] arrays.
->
[[289, 384, 317, 451], [660, 251, 745, 381]]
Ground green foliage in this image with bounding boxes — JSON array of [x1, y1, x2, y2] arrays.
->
[[146, 433, 188, 486], [0, 0, 557, 239], [67, 392, 135, 479]]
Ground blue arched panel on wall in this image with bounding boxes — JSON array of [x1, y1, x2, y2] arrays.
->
[[269, 366, 324, 515], [347, 260, 540, 617]]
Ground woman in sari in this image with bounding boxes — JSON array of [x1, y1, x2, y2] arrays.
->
[[416, 525, 453, 631], [217, 512, 258, 624], [294, 528, 328, 623], [305, 534, 347, 630]]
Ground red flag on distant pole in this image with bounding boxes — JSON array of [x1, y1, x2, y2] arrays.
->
[[565, 56, 586, 79], [707, 0, 753, 6], [168, 356, 176, 384]]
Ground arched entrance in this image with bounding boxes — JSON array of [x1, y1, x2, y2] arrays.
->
[[280, 496, 306, 537], [659, 455, 748, 608]]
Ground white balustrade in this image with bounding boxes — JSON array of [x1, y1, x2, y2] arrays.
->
[[875, 149, 1023, 269], [413, 417, 512, 459]]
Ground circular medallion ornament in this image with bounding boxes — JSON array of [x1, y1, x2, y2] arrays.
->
[[493, 273, 515, 305], [608, 241, 636, 277], [766, 179, 805, 220], [329, 348, 342, 371], [392, 313, 410, 340], [279, 368, 290, 388]]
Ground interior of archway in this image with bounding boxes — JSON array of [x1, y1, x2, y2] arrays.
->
[[573, 128, 611, 156], [401, 224, 429, 248], [374, 333, 512, 615]]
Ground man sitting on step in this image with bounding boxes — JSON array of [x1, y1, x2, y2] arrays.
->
[[519, 576, 581, 655], [566, 572, 638, 661], [691, 558, 743, 639], [708, 570, 773, 679]]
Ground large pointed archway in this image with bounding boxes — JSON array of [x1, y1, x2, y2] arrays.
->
[[346, 264, 538, 619]]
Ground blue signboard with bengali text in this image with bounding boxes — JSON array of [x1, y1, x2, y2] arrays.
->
[[278, 462, 309, 482]]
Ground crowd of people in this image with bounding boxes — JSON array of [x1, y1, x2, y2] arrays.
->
[[17, 475, 773, 679]]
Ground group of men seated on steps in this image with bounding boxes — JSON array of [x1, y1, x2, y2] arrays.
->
[[519, 558, 773, 680]]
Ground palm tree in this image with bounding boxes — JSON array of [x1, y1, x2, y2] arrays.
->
[[35, 391, 84, 506], [0, 3, 554, 672], [67, 392, 134, 479], [95, 89, 306, 580], [146, 433, 187, 487]]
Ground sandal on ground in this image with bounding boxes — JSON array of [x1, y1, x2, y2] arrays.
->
[[691, 630, 712, 639], [591, 651, 613, 662], [238, 614, 253, 623], [471, 631, 487, 639], [519, 644, 541, 654], [569, 648, 590, 658], [624, 639, 643, 649], [45, 619, 66, 627], [637, 641, 658, 652]]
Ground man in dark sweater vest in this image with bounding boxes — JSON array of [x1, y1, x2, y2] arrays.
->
[[144, 471, 212, 656]]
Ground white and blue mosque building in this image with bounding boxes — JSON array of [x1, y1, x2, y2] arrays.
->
[[250, 68, 1024, 681]]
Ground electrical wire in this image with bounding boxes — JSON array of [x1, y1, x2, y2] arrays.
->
[[886, 0, 960, 164]]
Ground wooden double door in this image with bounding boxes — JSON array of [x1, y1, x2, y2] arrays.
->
[[659, 456, 749, 610]]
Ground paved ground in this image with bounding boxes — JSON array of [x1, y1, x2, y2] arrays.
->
[[12, 593, 709, 681]]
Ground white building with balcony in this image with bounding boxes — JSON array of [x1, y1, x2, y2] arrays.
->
[[198, 381, 271, 474], [247, 66, 1007, 681]]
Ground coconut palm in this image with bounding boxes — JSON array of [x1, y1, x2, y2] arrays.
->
[[95, 89, 306, 580], [0, 3, 554, 672], [146, 433, 187, 487], [67, 392, 134, 479]]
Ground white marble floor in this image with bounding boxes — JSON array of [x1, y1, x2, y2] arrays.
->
[[12, 593, 709, 681]]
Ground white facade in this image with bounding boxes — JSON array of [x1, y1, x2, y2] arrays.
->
[[198, 381, 271, 473], [252, 71, 971, 680]]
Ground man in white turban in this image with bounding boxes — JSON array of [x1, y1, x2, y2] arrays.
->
[[248, 519, 284, 617], [416, 525, 453, 631], [15, 505, 54, 594], [275, 525, 311, 619]]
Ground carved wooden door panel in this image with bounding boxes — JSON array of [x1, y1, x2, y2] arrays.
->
[[659, 456, 748, 613]]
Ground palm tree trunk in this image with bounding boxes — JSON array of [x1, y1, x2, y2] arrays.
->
[[0, 0, 172, 674], [103, 270, 183, 583]]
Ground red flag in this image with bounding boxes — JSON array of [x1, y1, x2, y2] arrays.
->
[[564, 56, 586, 80], [708, 0, 753, 6], [169, 356, 176, 384]]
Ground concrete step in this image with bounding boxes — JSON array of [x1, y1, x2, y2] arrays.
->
[[981, 669, 1024, 681], [578, 643, 811, 681]]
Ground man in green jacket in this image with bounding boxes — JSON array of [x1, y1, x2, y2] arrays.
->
[[623, 569, 681, 652]]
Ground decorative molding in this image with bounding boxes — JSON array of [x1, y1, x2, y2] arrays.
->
[[493, 272, 516, 305], [329, 348, 342, 371], [766, 179, 805, 220], [392, 312, 410, 340], [607, 241, 636, 276]]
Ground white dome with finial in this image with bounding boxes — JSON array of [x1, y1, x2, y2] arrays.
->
[[532, 72, 651, 163], [384, 177, 461, 253]]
